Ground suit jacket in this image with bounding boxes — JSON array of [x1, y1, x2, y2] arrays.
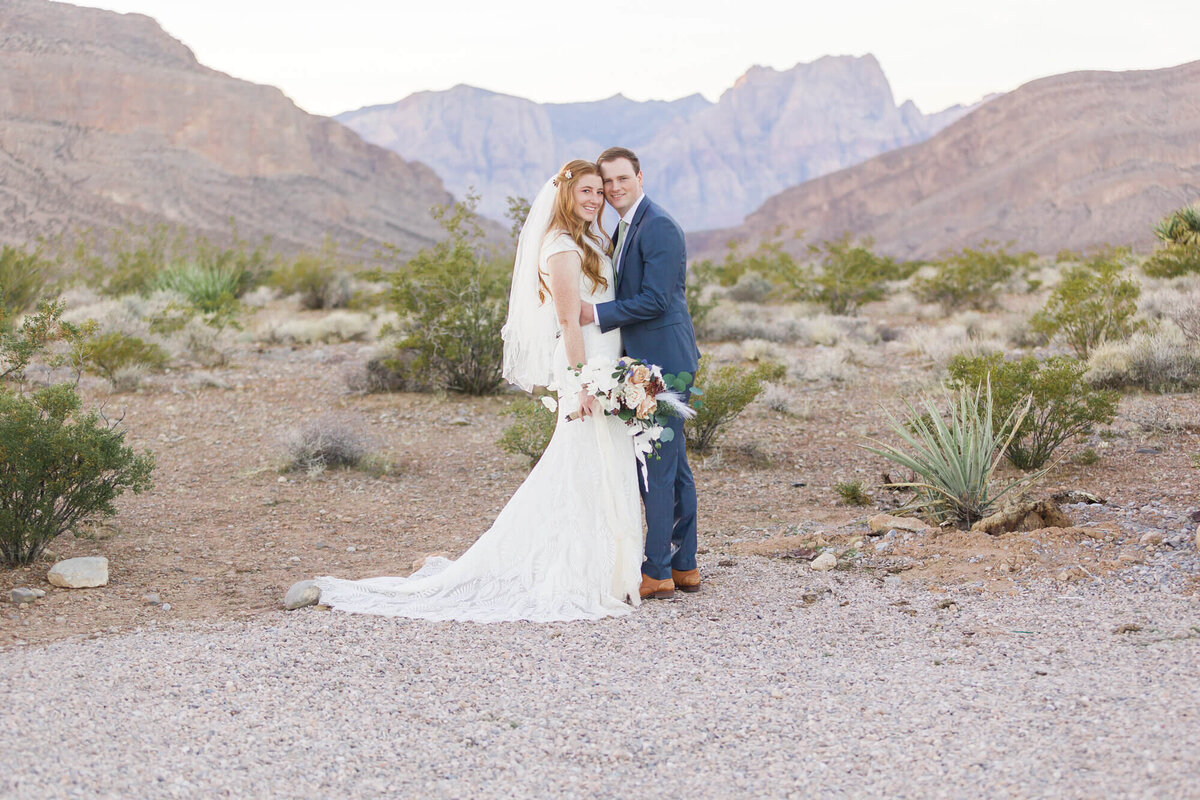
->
[[595, 196, 701, 378]]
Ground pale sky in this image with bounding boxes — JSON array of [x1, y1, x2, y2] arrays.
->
[[91, 0, 1199, 116]]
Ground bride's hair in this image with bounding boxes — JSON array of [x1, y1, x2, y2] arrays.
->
[[541, 159, 611, 301]]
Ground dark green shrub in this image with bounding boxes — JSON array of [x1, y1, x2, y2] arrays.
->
[[268, 241, 353, 309], [685, 355, 785, 455], [498, 398, 557, 465], [384, 197, 509, 395], [947, 353, 1118, 470], [804, 234, 909, 315], [80, 332, 169, 385], [0, 245, 49, 323], [1031, 248, 1141, 358], [0, 305, 154, 566], [913, 243, 1035, 312], [835, 480, 871, 506]]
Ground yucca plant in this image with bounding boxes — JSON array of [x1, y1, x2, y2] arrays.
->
[[862, 381, 1042, 529], [156, 262, 246, 314], [1153, 204, 1200, 246]]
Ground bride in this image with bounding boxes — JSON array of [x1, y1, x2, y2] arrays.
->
[[315, 160, 644, 622]]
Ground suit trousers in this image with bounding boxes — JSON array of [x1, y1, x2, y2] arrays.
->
[[640, 401, 698, 580]]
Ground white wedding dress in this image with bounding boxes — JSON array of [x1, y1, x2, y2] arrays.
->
[[315, 232, 643, 622]]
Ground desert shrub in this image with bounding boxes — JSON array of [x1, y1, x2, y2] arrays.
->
[[695, 235, 801, 293], [93, 224, 179, 296], [1085, 330, 1200, 393], [0, 245, 49, 322], [147, 299, 239, 367], [1163, 291, 1200, 344], [1144, 204, 1200, 278], [685, 355, 785, 454], [835, 480, 871, 506], [912, 243, 1035, 312], [255, 311, 372, 345], [1030, 248, 1141, 358], [862, 382, 1040, 529], [0, 303, 154, 566], [726, 270, 776, 303], [946, 353, 1119, 470], [498, 397, 557, 465], [803, 234, 908, 315], [268, 246, 353, 310], [286, 415, 374, 475], [384, 197, 508, 395], [80, 331, 169, 386], [155, 261, 249, 314]]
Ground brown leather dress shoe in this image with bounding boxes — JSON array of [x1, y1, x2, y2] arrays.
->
[[640, 574, 675, 600], [672, 568, 701, 593]]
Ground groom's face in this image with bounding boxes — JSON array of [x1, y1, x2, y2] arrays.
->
[[599, 158, 643, 217]]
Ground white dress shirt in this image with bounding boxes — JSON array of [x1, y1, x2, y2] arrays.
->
[[595, 193, 645, 330]]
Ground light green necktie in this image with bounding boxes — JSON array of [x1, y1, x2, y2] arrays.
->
[[614, 219, 629, 274]]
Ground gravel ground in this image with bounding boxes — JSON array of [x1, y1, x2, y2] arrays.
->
[[2, 557, 1197, 799]]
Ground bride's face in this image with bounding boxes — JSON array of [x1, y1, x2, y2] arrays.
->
[[571, 175, 604, 223]]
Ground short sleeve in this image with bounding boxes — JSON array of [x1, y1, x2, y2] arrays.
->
[[540, 231, 583, 263]]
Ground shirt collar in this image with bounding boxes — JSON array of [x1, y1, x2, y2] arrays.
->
[[618, 193, 645, 226]]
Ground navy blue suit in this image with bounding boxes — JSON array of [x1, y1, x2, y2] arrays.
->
[[595, 196, 701, 581]]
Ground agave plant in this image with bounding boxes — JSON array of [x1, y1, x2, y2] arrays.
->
[[862, 380, 1042, 529], [1153, 204, 1200, 247]]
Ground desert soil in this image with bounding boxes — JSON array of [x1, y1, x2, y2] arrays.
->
[[2, 333, 1198, 796]]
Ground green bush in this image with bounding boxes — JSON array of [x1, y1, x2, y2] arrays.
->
[[384, 197, 509, 395], [1143, 204, 1200, 278], [694, 235, 802, 294], [498, 397, 557, 465], [947, 353, 1118, 470], [80, 331, 169, 386], [156, 261, 248, 314], [685, 355, 785, 455], [862, 381, 1040, 529], [268, 243, 353, 310], [1031, 248, 1141, 358], [835, 480, 871, 506], [0, 303, 154, 566], [804, 234, 910, 315], [1153, 204, 1200, 246], [0, 245, 49, 322], [912, 243, 1034, 312], [93, 224, 178, 296]]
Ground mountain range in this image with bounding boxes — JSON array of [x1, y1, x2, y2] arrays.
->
[[689, 59, 1200, 260], [336, 56, 976, 229], [0, 0, 456, 257]]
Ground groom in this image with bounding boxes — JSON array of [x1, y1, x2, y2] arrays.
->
[[580, 147, 702, 600]]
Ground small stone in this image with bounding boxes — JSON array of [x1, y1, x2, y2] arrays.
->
[[30, 588, 45, 598], [47, 557, 109, 588], [346, 546, 356, 553], [1139, 532, 1164, 546], [160, 603, 171, 612], [284, 580, 321, 610], [1194, 524, 1200, 551], [11, 588, 38, 604], [288, 556, 301, 563], [883, 575, 902, 587], [873, 540, 892, 553], [810, 552, 837, 571], [1056, 571, 1070, 582], [449, 417, 470, 426], [277, 476, 287, 483], [717, 559, 736, 567], [1114, 622, 1142, 634], [142, 593, 162, 606], [867, 514, 930, 535], [315, 543, 328, 550]]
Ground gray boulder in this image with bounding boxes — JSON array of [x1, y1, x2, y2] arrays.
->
[[47, 557, 109, 588], [284, 580, 321, 610]]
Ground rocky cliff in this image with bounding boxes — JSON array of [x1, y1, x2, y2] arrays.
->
[[690, 60, 1200, 260], [337, 55, 973, 229], [0, 0, 455, 256]]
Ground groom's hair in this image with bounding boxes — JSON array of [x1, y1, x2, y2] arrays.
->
[[597, 146, 641, 175]]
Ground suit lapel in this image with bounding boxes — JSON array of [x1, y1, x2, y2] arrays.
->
[[616, 197, 651, 292]]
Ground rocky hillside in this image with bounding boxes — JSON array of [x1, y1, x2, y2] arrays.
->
[[336, 55, 974, 229], [0, 0, 455, 256], [692, 60, 1200, 260]]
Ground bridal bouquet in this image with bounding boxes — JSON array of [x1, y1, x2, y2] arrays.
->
[[558, 357, 696, 483]]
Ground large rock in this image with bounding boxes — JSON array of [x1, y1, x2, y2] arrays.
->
[[0, 0, 466, 257], [810, 552, 838, 572], [283, 580, 320, 610], [693, 59, 1200, 260], [971, 500, 1072, 535], [47, 557, 109, 588], [867, 514, 931, 535]]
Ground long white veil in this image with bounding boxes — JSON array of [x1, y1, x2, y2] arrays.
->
[[501, 178, 561, 392]]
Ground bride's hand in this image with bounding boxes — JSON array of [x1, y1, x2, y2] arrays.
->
[[577, 389, 597, 418]]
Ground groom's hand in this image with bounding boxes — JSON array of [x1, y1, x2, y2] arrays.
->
[[579, 302, 595, 326]]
